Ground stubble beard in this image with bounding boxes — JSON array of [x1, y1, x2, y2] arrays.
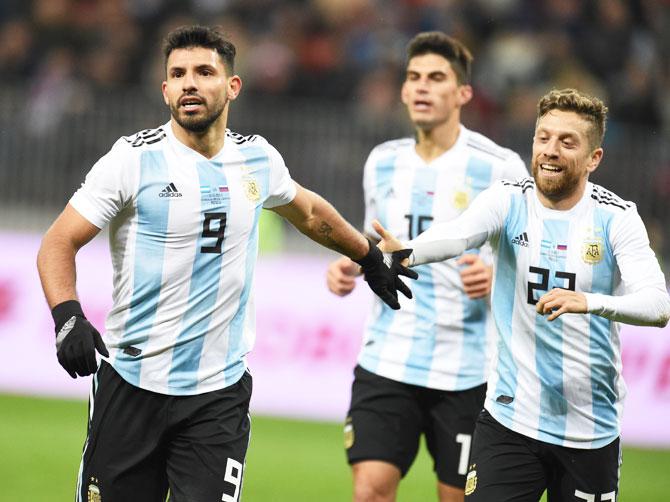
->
[[170, 98, 226, 133], [532, 161, 581, 202]]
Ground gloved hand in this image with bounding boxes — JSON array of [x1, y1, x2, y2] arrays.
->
[[354, 242, 418, 310], [52, 300, 109, 378]]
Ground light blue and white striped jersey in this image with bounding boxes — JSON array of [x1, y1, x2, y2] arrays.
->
[[359, 125, 527, 390], [70, 122, 296, 395], [410, 178, 670, 448]]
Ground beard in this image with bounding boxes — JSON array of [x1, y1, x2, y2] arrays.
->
[[169, 97, 226, 133], [532, 161, 582, 201]]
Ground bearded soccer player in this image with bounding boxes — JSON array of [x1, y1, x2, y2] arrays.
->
[[36, 25, 415, 502], [375, 88, 670, 501], [327, 32, 527, 502]]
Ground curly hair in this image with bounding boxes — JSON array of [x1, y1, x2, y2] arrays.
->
[[538, 88, 608, 149]]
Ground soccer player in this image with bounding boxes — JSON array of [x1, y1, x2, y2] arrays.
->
[[326, 32, 527, 502], [36, 25, 416, 502], [374, 88, 670, 501]]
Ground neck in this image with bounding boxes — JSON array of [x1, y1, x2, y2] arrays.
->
[[414, 115, 461, 162], [170, 108, 229, 159]]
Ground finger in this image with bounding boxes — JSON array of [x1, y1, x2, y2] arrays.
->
[[377, 289, 400, 310], [398, 265, 419, 280], [547, 306, 567, 322], [396, 278, 413, 299], [58, 352, 77, 378], [464, 286, 490, 299], [461, 272, 487, 285], [371, 219, 392, 240], [457, 254, 479, 266]]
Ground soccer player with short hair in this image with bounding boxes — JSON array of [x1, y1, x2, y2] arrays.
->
[[36, 25, 415, 502], [375, 88, 670, 501], [327, 32, 527, 502]]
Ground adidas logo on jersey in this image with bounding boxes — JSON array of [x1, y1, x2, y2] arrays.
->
[[159, 183, 182, 198], [511, 232, 529, 247]]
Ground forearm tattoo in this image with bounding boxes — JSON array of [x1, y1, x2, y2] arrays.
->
[[317, 221, 346, 254]]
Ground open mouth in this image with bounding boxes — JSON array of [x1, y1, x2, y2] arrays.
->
[[539, 163, 563, 175], [179, 96, 204, 111]]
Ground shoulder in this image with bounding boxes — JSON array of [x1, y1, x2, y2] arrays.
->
[[589, 183, 635, 212], [463, 128, 520, 163], [119, 125, 168, 150], [500, 176, 535, 194], [226, 129, 263, 146], [369, 137, 415, 158]]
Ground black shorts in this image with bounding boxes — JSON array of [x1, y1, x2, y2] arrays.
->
[[465, 409, 621, 501], [78, 361, 252, 502], [345, 365, 486, 488]]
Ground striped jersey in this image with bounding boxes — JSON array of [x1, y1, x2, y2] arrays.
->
[[359, 125, 527, 390], [69, 122, 296, 395], [410, 178, 670, 448]]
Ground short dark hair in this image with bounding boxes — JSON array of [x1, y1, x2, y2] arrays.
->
[[163, 25, 236, 75], [406, 32, 473, 85], [538, 88, 608, 149]]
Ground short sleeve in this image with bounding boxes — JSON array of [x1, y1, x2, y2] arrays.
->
[[262, 144, 297, 209], [69, 139, 133, 229]]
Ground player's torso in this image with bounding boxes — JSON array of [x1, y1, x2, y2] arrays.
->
[[361, 136, 512, 390], [488, 182, 625, 447], [106, 129, 274, 394]]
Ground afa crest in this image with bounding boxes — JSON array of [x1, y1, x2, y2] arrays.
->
[[464, 465, 477, 496], [344, 417, 355, 449], [582, 238, 603, 264], [243, 177, 260, 202], [87, 478, 101, 502], [453, 190, 469, 210]]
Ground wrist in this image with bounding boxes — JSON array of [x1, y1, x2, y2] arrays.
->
[[51, 300, 85, 332], [352, 240, 381, 269]]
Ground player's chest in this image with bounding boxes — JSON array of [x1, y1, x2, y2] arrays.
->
[[132, 158, 269, 239], [504, 213, 613, 300]]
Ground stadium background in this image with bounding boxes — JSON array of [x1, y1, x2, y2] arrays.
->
[[1, 0, 670, 500]]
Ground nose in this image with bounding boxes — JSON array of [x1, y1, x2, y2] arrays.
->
[[542, 138, 560, 158], [182, 70, 197, 92]]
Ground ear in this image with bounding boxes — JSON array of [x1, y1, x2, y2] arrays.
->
[[587, 147, 604, 174], [458, 84, 473, 107], [161, 81, 169, 106], [227, 75, 242, 101]]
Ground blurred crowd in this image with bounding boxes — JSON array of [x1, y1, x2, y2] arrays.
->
[[2, 0, 670, 266], [1, 0, 670, 133]]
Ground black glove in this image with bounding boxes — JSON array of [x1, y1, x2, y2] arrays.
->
[[354, 242, 419, 310], [52, 300, 109, 378]]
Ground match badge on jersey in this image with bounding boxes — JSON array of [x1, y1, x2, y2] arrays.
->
[[243, 175, 260, 202], [582, 237, 604, 264], [344, 416, 355, 449], [87, 477, 101, 502], [464, 464, 477, 496]]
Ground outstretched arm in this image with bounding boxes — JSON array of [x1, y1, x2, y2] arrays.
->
[[273, 183, 417, 309]]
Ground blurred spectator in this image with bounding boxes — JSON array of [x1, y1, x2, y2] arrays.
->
[[1, 0, 669, 249]]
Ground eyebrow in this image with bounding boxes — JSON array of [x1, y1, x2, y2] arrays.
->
[[168, 63, 218, 73]]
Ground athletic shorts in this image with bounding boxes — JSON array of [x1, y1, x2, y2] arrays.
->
[[465, 409, 621, 501], [77, 361, 252, 502], [344, 364, 486, 488]]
